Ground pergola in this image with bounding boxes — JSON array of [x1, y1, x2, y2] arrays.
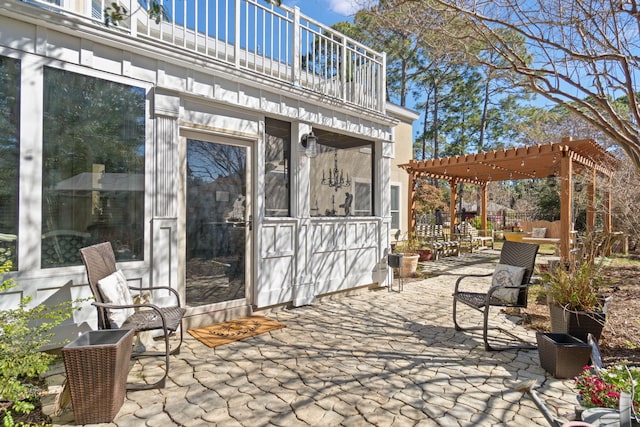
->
[[400, 137, 618, 259]]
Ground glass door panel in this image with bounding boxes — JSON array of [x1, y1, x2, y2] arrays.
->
[[185, 139, 249, 306]]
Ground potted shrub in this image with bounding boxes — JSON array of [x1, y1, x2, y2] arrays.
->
[[417, 248, 433, 262], [542, 233, 614, 342], [393, 237, 420, 278], [416, 238, 433, 261]]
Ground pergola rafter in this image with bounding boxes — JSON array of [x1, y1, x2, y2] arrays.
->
[[400, 137, 618, 259]]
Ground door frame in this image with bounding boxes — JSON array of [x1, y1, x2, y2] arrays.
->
[[178, 129, 255, 317]]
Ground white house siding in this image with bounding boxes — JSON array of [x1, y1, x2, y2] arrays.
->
[[0, 0, 397, 339]]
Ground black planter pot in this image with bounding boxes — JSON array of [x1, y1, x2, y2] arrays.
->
[[536, 332, 592, 379], [549, 303, 606, 343]]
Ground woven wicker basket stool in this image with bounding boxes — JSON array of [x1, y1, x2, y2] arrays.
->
[[62, 329, 135, 424]]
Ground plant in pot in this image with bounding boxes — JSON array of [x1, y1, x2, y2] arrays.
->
[[393, 236, 421, 278], [416, 238, 433, 262], [575, 363, 640, 411], [542, 232, 614, 343]]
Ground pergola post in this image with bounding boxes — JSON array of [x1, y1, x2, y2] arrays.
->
[[603, 177, 612, 234], [449, 178, 458, 236], [481, 183, 488, 230], [560, 153, 573, 260], [586, 168, 596, 232], [407, 171, 416, 237]]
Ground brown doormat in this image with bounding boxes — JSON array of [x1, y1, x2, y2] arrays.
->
[[187, 315, 286, 348]]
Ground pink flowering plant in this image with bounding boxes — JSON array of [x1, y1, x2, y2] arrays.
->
[[575, 364, 640, 409]]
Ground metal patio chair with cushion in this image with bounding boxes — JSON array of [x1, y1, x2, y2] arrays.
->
[[452, 240, 540, 351], [79, 242, 186, 389]]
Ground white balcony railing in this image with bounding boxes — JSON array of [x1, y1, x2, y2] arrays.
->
[[27, 0, 386, 112]]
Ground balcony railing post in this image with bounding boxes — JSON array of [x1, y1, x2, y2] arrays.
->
[[235, 0, 242, 68], [341, 38, 347, 103], [129, 0, 138, 37], [381, 52, 386, 112], [83, 0, 90, 19], [292, 7, 300, 87]]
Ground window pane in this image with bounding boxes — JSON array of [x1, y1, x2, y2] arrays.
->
[[310, 142, 373, 217], [42, 68, 145, 268], [390, 185, 399, 210], [354, 181, 371, 215], [390, 185, 400, 229], [391, 212, 400, 230], [0, 56, 20, 269], [264, 118, 290, 217]]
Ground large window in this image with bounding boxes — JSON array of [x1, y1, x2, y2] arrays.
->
[[309, 135, 373, 217], [42, 68, 146, 268], [390, 184, 400, 230], [0, 56, 20, 269], [264, 118, 290, 217]]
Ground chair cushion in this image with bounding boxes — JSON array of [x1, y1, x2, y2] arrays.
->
[[97, 269, 134, 328], [531, 227, 547, 238], [490, 264, 526, 304]]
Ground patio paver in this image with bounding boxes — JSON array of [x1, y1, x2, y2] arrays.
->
[[44, 250, 579, 426]]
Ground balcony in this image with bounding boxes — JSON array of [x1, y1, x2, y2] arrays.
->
[[25, 0, 386, 112]]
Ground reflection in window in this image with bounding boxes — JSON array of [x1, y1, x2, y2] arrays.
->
[[309, 141, 373, 217], [0, 56, 20, 269], [42, 68, 145, 268], [390, 185, 400, 230], [186, 139, 247, 306], [264, 118, 290, 217], [354, 181, 372, 216]]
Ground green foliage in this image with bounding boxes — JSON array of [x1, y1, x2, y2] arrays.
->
[[469, 217, 492, 230], [534, 178, 560, 221], [544, 261, 605, 311], [542, 233, 615, 312], [393, 234, 420, 254], [104, 0, 168, 27], [103, 2, 127, 27], [0, 262, 82, 425]]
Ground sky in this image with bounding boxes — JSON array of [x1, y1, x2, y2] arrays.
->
[[284, 0, 361, 26]]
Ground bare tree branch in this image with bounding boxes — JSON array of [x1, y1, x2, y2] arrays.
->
[[393, 0, 640, 169]]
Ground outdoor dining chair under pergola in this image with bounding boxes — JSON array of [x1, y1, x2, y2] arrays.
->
[[400, 137, 618, 260]]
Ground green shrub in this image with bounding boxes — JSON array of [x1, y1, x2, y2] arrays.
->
[[0, 261, 82, 425]]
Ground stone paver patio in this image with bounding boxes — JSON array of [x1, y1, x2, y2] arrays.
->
[[44, 250, 580, 426]]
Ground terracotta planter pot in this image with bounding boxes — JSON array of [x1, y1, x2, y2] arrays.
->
[[548, 303, 606, 343], [417, 249, 432, 262], [399, 254, 419, 278]]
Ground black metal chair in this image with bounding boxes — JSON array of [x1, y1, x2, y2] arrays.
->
[[452, 241, 539, 351], [80, 242, 186, 389]]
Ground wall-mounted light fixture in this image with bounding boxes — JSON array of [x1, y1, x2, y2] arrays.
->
[[301, 131, 318, 158]]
